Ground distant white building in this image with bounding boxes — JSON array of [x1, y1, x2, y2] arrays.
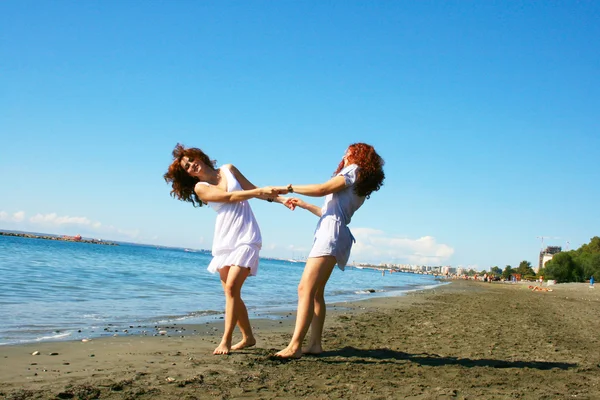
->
[[441, 266, 457, 275], [538, 246, 561, 273]]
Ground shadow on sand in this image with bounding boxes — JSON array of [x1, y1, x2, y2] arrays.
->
[[315, 346, 576, 370]]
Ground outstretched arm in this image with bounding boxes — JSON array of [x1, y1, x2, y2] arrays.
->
[[227, 164, 290, 207], [271, 175, 347, 197], [286, 198, 322, 217], [194, 182, 275, 204]]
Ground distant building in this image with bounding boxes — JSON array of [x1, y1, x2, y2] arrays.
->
[[441, 266, 457, 275], [538, 246, 561, 272]]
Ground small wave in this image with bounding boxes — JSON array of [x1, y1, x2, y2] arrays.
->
[[354, 289, 384, 294], [1, 330, 75, 345], [149, 310, 223, 324], [83, 314, 106, 320], [34, 331, 73, 342]]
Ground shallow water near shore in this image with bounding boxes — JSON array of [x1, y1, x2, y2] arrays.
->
[[0, 235, 440, 345]]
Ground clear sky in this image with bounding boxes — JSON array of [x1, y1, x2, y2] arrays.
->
[[1, 1, 598, 270]]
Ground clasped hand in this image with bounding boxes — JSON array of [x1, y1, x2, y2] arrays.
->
[[260, 186, 305, 211]]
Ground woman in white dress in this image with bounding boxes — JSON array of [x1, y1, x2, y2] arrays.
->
[[164, 144, 289, 355], [270, 143, 385, 359]]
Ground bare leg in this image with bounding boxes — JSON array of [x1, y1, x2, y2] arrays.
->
[[303, 265, 334, 354], [275, 256, 336, 359], [214, 265, 252, 355], [231, 296, 256, 350]]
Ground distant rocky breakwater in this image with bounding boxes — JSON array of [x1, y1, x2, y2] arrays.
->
[[0, 231, 118, 246]]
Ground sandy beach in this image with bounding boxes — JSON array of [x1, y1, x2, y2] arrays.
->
[[1, 280, 599, 399]]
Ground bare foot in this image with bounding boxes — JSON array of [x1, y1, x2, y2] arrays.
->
[[231, 337, 256, 351], [213, 342, 231, 355], [302, 343, 323, 355], [274, 346, 302, 359]]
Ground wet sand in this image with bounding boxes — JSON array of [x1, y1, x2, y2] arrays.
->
[[1, 280, 599, 399]]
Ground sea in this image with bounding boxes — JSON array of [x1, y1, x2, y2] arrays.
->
[[0, 234, 443, 346]]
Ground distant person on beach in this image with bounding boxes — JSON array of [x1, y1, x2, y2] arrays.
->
[[164, 144, 290, 355], [267, 142, 385, 359], [591, 275, 595, 288]]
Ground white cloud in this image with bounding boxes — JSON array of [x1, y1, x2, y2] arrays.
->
[[13, 211, 25, 222], [258, 229, 452, 264], [29, 213, 95, 226], [350, 228, 454, 265], [0, 210, 26, 223]]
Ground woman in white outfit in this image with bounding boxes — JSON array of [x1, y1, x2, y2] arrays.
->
[[164, 144, 289, 355], [271, 143, 385, 359]]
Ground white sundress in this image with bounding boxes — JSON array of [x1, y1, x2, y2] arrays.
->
[[308, 164, 365, 270], [197, 166, 262, 276]]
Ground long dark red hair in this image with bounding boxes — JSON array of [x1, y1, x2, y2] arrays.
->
[[163, 143, 217, 207], [334, 143, 385, 198]]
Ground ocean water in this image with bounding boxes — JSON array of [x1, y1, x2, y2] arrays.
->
[[0, 235, 442, 346]]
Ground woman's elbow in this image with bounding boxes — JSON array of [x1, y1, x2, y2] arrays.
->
[[314, 187, 330, 197]]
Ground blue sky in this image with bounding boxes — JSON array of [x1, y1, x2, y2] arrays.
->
[[1, 1, 598, 270]]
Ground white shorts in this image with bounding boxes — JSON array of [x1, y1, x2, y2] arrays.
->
[[208, 244, 261, 276], [308, 217, 355, 271]]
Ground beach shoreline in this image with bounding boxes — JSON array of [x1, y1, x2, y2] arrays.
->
[[2, 280, 599, 399]]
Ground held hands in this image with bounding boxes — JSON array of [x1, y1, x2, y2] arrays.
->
[[260, 187, 305, 211], [260, 186, 291, 206], [285, 197, 308, 210], [260, 186, 280, 197], [271, 186, 291, 195], [281, 197, 295, 210]]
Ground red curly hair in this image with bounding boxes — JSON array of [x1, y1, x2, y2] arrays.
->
[[163, 143, 217, 207], [334, 143, 385, 198]]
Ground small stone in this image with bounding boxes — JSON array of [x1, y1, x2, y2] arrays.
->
[[159, 330, 167, 335], [32, 351, 40, 356], [166, 377, 176, 383], [82, 339, 91, 342], [49, 352, 59, 356]]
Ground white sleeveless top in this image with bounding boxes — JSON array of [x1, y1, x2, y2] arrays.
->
[[197, 166, 262, 256]]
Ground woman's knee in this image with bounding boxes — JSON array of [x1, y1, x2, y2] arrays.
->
[[297, 281, 313, 299], [223, 282, 241, 298]]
